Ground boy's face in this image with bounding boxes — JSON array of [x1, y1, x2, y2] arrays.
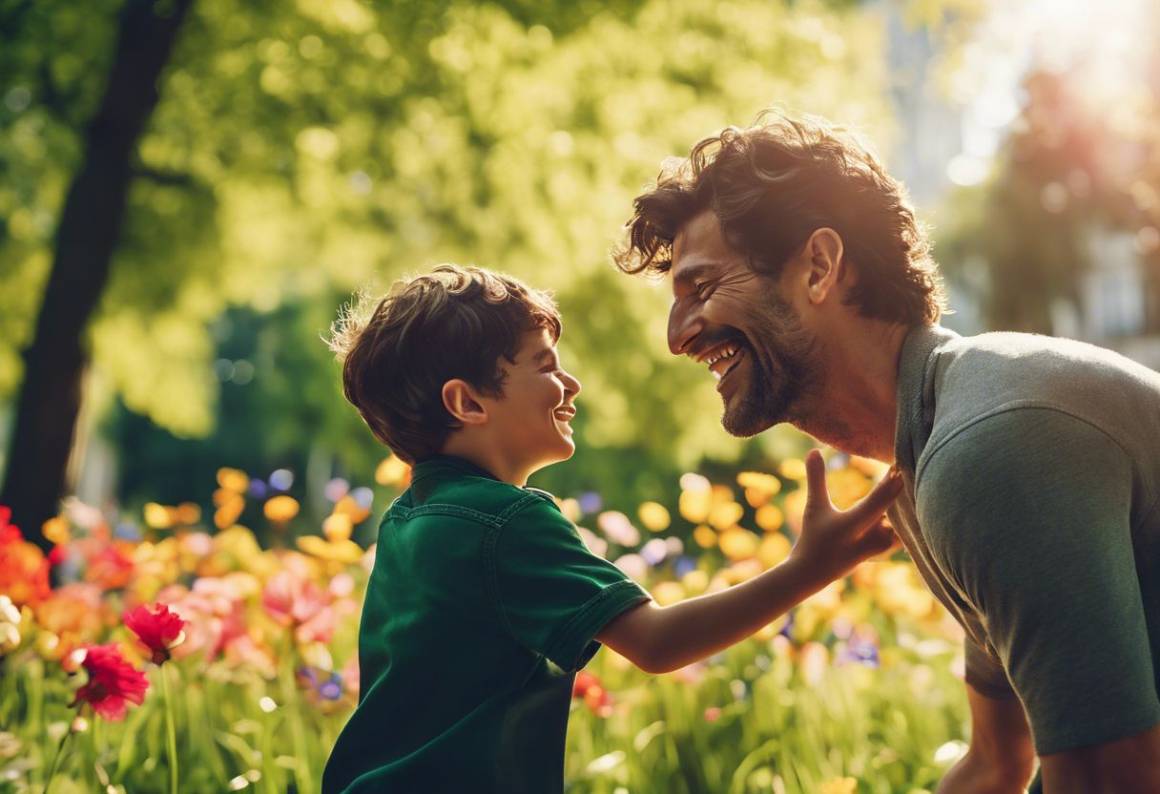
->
[[480, 327, 581, 473]]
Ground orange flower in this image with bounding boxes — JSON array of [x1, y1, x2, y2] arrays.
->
[[0, 507, 50, 607], [68, 644, 149, 721]]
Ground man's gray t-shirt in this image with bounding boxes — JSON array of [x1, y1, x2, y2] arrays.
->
[[888, 324, 1160, 755]]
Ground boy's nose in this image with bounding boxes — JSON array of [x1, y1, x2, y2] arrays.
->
[[668, 301, 702, 356], [562, 369, 581, 398]]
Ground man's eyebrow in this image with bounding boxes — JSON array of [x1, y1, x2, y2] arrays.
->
[[671, 262, 717, 287]]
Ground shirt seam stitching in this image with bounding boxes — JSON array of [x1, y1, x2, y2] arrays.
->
[[486, 493, 556, 643], [544, 579, 647, 665]]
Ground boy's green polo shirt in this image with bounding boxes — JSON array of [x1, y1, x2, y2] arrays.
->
[[322, 455, 650, 794]]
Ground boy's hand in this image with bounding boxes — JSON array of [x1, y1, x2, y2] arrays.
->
[[788, 449, 902, 583]]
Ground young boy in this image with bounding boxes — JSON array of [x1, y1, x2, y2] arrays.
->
[[322, 265, 901, 793]]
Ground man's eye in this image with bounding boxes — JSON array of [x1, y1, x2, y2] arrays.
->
[[695, 281, 712, 297]]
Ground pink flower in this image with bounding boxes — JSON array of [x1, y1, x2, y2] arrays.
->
[[69, 644, 149, 721], [124, 603, 186, 665], [262, 571, 337, 644]]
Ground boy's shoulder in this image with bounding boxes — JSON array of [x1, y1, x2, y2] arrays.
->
[[394, 459, 562, 529]]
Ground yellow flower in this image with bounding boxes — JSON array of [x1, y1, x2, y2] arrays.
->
[[375, 455, 410, 487], [707, 501, 744, 531], [755, 504, 784, 532], [176, 502, 201, 525], [783, 490, 807, 535], [826, 468, 870, 510], [42, 517, 70, 546], [652, 581, 685, 606], [692, 524, 717, 549], [737, 471, 781, 506], [214, 493, 246, 530], [143, 502, 175, 530], [264, 495, 300, 523], [819, 776, 857, 794], [679, 490, 712, 524], [323, 513, 354, 543], [217, 467, 250, 494], [297, 535, 363, 565], [758, 533, 791, 568], [778, 458, 807, 480], [719, 528, 758, 561], [333, 495, 370, 525], [637, 502, 670, 532], [681, 569, 709, 594]]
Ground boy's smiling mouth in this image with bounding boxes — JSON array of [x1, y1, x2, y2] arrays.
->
[[553, 405, 576, 422]]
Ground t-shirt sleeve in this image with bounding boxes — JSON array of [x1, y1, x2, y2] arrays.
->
[[917, 407, 1160, 755], [490, 494, 651, 672], [963, 636, 1018, 700]]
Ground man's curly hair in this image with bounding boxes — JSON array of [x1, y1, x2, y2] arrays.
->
[[614, 110, 946, 325]]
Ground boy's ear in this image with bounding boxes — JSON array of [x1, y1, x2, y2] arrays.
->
[[442, 379, 488, 425]]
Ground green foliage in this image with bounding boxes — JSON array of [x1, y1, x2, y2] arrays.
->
[[2, 0, 900, 486]]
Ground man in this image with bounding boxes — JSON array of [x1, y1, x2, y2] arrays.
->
[[614, 111, 1160, 793]]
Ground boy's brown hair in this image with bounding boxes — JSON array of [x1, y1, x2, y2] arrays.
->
[[329, 265, 562, 463]]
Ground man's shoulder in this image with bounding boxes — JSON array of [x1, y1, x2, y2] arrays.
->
[[936, 330, 1160, 398], [924, 331, 1159, 456]]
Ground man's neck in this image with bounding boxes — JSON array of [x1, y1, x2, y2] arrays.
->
[[795, 321, 911, 463]]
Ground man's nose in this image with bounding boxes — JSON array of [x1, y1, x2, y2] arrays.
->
[[668, 301, 702, 356]]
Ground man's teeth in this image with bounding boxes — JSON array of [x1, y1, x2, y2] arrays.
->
[[706, 346, 739, 366], [706, 346, 741, 381]]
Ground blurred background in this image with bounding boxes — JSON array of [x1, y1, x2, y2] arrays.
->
[[2, 0, 1159, 548]]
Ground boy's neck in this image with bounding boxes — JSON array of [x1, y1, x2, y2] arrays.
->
[[438, 436, 535, 487]]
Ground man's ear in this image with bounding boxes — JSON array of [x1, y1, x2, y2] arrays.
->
[[804, 227, 845, 305], [442, 379, 488, 425]]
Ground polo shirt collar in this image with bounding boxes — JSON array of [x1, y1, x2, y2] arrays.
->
[[410, 454, 500, 483], [893, 323, 960, 474]]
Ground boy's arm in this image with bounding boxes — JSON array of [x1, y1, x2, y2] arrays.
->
[[597, 450, 901, 674]]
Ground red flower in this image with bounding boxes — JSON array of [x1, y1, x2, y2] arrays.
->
[[572, 670, 600, 699], [69, 644, 149, 720], [124, 603, 186, 665]]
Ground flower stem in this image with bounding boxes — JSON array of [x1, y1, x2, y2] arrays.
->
[[161, 664, 179, 794], [45, 726, 73, 793]]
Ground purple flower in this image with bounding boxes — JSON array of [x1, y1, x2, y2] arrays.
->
[[577, 491, 602, 515]]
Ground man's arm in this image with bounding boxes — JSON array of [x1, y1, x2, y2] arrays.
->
[[1040, 726, 1160, 794], [938, 683, 1036, 794], [598, 450, 901, 674]]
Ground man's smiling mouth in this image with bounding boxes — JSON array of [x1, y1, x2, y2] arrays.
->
[[698, 342, 745, 383]]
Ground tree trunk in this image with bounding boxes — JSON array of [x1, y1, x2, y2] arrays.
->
[[1, 0, 194, 551]]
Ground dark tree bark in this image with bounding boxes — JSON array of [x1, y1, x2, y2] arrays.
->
[[1, 0, 194, 551]]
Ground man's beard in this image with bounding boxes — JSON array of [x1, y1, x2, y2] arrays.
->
[[721, 295, 820, 438]]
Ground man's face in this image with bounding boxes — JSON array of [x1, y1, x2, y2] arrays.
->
[[667, 210, 821, 437]]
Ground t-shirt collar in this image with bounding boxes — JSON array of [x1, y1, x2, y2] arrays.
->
[[893, 323, 960, 474]]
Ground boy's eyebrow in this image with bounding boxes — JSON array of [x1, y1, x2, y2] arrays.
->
[[533, 348, 557, 364]]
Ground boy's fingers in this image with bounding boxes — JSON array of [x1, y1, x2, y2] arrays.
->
[[804, 449, 832, 511], [858, 521, 898, 556], [850, 468, 903, 523]]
